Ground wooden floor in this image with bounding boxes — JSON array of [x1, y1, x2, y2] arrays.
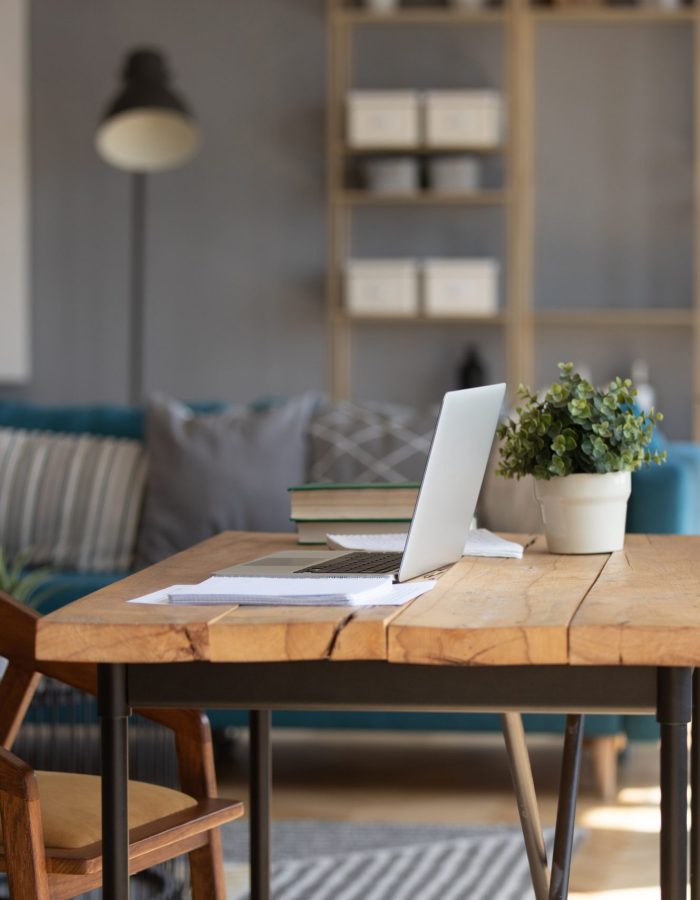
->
[[217, 728, 664, 899]]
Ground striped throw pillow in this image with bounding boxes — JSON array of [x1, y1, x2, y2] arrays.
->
[[0, 427, 147, 572]]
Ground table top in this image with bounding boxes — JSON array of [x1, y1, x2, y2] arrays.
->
[[34, 531, 700, 667]]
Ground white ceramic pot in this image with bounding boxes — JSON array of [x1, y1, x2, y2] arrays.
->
[[534, 471, 631, 554]]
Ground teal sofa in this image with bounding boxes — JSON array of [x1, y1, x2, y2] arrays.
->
[[3, 397, 691, 795], [627, 434, 700, 534]]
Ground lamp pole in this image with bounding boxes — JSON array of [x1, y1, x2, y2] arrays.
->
[[128, 172, 146, 406]]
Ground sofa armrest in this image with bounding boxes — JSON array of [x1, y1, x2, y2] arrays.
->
[[628, 446, 700, 534]]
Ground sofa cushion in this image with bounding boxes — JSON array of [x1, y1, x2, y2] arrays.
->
[[308, 401, 438, 483], [136, 393, 318, 565], [0, 428, 147, 572]]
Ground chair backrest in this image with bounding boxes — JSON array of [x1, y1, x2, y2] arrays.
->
[[0, 591, 44, 749], [0, 590, 39, 666], [0, 590, 216, 797], [0, 593, 232, 900], [0, 591, 99, 749]]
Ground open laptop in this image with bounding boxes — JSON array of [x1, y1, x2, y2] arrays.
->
[[215, 383, 506, 583]]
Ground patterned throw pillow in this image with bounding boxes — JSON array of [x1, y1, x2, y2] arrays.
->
[[0, 427, 147, 572], [308, 401, 438, 484]]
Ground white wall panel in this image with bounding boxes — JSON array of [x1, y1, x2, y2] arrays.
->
[[0, 0, 29, 382]]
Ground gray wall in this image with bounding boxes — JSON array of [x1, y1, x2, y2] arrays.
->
[[3, 3, 695, 437], [17, 0, 327, 405], [534, 23, 693, 439]]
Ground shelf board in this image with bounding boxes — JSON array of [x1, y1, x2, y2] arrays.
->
[[531, 7, 696, 22], [335, 5, 695, 25], [336, 311, 507, 325], [337, 9, 508, 26], [341, 144, 505, 156], [535, 308, 694, 326], [335, 189, 508, 206]]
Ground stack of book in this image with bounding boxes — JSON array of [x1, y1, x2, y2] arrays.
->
[[288, 483, 420, 545]]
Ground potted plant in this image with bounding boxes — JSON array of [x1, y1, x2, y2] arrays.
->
[[496, 363, 666, 554], [0, 547, 51, 607]]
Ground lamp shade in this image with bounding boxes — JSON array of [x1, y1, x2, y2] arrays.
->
[[95, 49, 199, 173]]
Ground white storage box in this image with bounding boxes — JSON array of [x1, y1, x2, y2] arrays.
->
[[347, 92, 420, 149], [423, 259, 499, 317], [424, 91, 503, 148], [345, 260, 419, 317]]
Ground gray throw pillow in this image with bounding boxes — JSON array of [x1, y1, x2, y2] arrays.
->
[[308, 400, 438, 484], [136, 394, 318, 565]]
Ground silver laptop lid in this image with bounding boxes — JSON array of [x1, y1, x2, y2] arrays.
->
[[397, 383, 505, 582]]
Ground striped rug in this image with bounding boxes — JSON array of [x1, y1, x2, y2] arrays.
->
[[223, 821, 567, 900]]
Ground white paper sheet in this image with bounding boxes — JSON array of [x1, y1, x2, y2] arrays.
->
[[168, 575, 393, 605], [127, 577, 437, 607], [326, 528, 524, 559]]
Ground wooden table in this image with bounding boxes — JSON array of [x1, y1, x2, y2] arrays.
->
[[34, 531, 700, 900]]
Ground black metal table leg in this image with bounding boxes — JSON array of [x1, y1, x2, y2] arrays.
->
[[549, 714, 585, 900], [691, 669, 699, 900], [658, 667, 692, 900], [250, 710, 272, 900], [98, 664, 131, 900]]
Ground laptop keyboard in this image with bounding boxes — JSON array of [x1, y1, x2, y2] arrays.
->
[[296, 551, 403, 576]]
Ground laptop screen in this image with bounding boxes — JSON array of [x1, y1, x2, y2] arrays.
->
[[398, 384, 505, 582]]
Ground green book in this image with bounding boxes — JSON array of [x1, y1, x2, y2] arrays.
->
[[288, 483, 420, 521], [294, 518, 411, 546]]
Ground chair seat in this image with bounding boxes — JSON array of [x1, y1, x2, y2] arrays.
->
[[0, 590, 242, 897], [0, 769, 243, 879], [29, 771, 199, 850]]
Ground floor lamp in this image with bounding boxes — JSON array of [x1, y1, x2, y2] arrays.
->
[[95, 48, 200, 405]]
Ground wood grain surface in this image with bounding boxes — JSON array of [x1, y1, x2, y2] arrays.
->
[[569, 533, 700, 666], [35, 531, 700, 667], [387, 536, 609, 665]]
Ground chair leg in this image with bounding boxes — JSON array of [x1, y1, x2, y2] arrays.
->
[[189, 829, 227, 900], [0, 794, 51, 899], [587, 734, 626, 801]]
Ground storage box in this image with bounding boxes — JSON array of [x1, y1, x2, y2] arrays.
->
[[345, 260, 419, 317], [363, 156, 420, 194], [424, 91, 503, 148], [427, 155, 481, 193], [423, 259, 499, 317], [347, 92, 420, 149]]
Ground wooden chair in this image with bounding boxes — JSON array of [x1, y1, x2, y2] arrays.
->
[[0, 590, 244, 899]]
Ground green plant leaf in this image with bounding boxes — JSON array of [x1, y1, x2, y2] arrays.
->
[[496, 363, 666, 480], [0, 546, 53, 608]]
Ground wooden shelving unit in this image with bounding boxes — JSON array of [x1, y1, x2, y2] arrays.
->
[[339, 143, 505, 155], [535, 308, 695, 327], [327, 0, 524, 398], [327, 0, 700, 436], [335, 311, 508, 324], [334, 189, 509, 206], [338, 8, 509, 24], [531, 7, 696, 21]]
